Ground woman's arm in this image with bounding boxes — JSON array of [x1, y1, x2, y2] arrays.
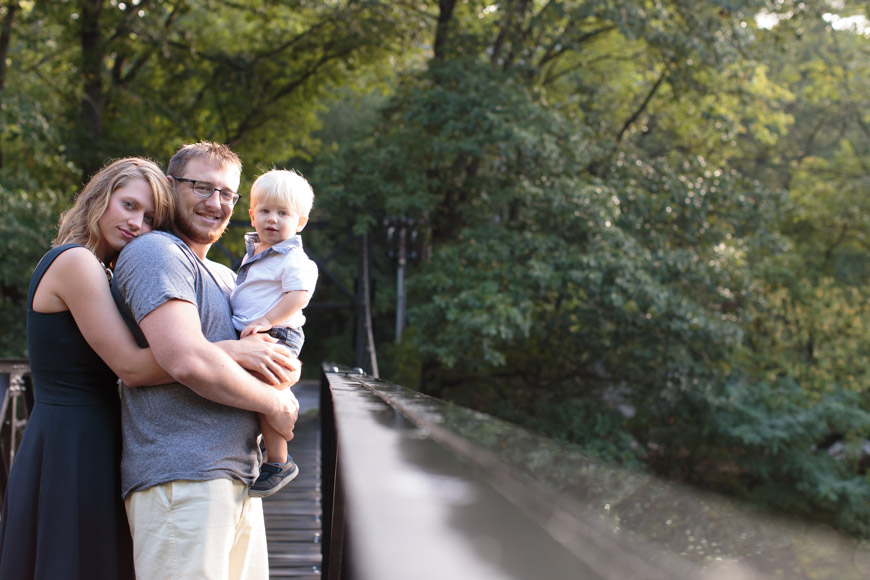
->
[[35, 247, 173, 387]]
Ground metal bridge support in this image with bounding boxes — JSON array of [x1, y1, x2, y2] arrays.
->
[[0, 359, 32, 501]]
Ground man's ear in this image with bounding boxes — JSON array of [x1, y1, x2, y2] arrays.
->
[[296, 215, 309, 232]]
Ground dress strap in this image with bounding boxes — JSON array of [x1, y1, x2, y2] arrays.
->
[[27, 244, 84, 311]]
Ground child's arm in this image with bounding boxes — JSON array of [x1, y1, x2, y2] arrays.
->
[[240, 290, 309, 338]]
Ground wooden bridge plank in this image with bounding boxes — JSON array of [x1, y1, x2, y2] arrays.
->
[[264, 380, 322, 579]]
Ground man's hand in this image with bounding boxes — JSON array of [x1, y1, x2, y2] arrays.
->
[[266, 388, 300, 441], [217, 333, 300, 385], [277, 361, 302, 391]]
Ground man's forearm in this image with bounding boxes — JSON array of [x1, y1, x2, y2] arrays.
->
[[172, 346, 279, 411], [138, 299, 299, 438], [165, 343, 299, 440]]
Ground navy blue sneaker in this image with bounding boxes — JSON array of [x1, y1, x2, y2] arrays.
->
[[249, 456, 300, 498]]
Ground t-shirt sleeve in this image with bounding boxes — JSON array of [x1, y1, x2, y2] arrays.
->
[[281, 253, 318, 294], [114, 234, 200, 324]]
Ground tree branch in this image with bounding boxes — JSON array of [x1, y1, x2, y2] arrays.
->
[[616, 67, 668, 143]]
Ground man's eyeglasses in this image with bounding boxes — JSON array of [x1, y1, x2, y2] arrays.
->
[[170, 176, 240, 207]]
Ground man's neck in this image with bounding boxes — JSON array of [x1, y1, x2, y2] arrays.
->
[[189, 242, 211, 261], [173, 228, 211, 260]]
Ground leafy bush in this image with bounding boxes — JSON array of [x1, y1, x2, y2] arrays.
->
[[640, 376, 870, 537]]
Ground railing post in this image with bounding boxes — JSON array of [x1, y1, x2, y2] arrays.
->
[[354, 234, 378, 378], [320, 365, 346, 579]]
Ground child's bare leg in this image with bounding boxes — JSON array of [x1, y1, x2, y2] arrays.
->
[[250, 412, 299, 498], [247, 350, 300, 498], [259, 413, 289, 464]]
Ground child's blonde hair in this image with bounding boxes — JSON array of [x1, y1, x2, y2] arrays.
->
[[250, 169, 314, 218]]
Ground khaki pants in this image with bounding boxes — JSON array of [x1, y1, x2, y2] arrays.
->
[[125, 479, 268, 580]]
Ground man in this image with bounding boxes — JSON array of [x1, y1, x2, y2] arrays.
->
[[112, 142, 299, 579]]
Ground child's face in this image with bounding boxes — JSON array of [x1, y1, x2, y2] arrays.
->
[[249, 201, 308, 247]]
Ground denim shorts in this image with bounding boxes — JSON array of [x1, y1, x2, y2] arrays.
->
[[267, 326, 304, 358]]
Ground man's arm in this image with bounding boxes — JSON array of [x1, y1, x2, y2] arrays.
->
[[140, 298, 299, 439], [216, 333, 300, 386]]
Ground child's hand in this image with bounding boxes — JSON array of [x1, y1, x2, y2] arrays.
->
[[241, 317, 273, 338]]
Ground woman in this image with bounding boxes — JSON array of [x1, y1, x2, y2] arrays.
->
[[0, 158, 176, 580]]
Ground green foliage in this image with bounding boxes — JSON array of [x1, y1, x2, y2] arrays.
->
[[658, 376, 870, 536], [375, 329, 423, 390], [310, 0, 870, 538], [744, 276, 870, 397], [0, 185, 65, 356], [528, 395, 645, 469]]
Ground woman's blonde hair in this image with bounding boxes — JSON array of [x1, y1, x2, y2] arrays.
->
[[54, 157, 175, 260]]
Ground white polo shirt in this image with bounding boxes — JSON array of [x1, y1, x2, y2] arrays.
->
[[231, 232, 318, 332]]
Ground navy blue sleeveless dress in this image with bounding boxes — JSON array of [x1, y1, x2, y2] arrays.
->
[[0, 245, 135, 579]]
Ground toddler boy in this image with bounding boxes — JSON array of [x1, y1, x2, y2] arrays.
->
[[231, 169, 318, 497]]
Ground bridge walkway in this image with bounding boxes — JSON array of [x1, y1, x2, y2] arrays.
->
[[263, 379, 322, 579]]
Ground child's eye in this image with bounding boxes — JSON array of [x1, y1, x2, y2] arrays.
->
[[123, 201, 134, 209], [144, 215, 155, 225], [279, 211, 287, 216]]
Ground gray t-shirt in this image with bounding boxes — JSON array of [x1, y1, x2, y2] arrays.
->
[[112, 231, 260, 498]]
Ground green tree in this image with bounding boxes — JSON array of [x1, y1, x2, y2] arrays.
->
[[315, 0, 870, 536], [0, 0, 425, 355]]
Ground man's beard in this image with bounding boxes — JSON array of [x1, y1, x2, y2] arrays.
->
[[175, 210, 227, 245]]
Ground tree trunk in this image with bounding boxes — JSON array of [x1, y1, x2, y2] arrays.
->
[[433, 0, 456, 61], [78, 0, 105, 182]]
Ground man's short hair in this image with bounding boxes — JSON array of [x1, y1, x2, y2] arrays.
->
[[167, 141, 242, 178]]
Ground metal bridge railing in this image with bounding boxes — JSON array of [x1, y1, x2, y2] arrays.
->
[[319, 364, 867, 580]]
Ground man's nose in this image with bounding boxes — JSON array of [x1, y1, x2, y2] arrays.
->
[[204, 190, 223, 211]]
